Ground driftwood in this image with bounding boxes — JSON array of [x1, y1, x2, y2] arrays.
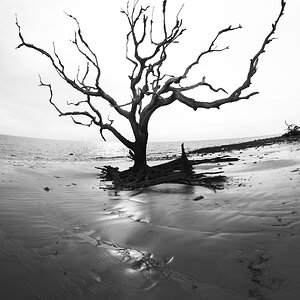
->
[[99, 144, 238, 190], [283, 121, 300, 137]]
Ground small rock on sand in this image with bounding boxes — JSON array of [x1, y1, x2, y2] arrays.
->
[[193, 195, 204, 201], [44, 187, 50, 192]]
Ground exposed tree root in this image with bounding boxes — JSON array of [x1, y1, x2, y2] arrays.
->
[[98, 144, 238, 190]]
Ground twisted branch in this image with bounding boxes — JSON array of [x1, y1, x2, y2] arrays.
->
[[153, 0, 285, 112], [15, 15, 129, 120]]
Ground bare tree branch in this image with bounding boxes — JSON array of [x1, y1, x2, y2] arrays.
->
[[15, 15, 130, 120], [65, 12, 100, 67], [177, 80, 228, 94], [182, 25, 242, 79], [173, 89, 259, 111], [71, 116, 93, 127], [137, 0, 285, 132], [152, 1, 285, 113], [122, 0, 185, 105], [37, 74, 62, 115], [65, 12, 101, 90], [37, 74, 134, 148], [66, 99, 88, 107], [38, 76, 98, 121]]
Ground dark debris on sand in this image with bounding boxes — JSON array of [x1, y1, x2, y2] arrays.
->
[[188, 135, 299, 156]]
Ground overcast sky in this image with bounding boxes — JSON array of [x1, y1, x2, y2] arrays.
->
[[0, 0, 299, 142]]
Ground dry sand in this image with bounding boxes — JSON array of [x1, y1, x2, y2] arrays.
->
[[0, 139, 299, 299]]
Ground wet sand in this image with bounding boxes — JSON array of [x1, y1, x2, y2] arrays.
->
[[0, 138, 299, 299]]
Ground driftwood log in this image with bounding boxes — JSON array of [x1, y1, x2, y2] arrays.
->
[[98, 144, 238, 190], [283, 121, 300, 137]]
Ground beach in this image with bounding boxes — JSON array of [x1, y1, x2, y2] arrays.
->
[[0, 137, 299, 299]]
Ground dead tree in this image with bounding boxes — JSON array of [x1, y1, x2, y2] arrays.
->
[[16, 0, 286, 187]]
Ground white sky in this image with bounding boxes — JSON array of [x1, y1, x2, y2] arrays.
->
[[0, 0, 299, 142]]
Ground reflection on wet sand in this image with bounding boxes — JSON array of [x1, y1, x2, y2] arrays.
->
[[63, 225, 247, 299]]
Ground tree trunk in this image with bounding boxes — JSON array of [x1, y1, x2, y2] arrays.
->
[[132, 130, 148, 170]]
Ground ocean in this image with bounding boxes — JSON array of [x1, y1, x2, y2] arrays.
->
[[0, 133, 276, 167]]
